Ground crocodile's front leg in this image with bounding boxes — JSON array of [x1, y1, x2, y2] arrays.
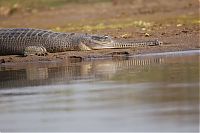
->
[[78, 42, 92, 51], [24, 46, 48, 56]]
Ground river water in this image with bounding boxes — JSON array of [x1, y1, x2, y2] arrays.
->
[[0, 50, 199, 132]]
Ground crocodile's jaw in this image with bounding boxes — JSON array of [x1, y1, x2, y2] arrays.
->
[[83, 40, 115, 50], [89, 42, 115, 49]]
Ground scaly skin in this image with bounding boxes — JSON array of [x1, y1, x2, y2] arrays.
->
[[0, 28, 162, 56]]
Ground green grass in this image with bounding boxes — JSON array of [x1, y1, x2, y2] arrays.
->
[[0, 0, 111, 9]]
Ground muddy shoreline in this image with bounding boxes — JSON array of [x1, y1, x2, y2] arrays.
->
[[0, 31, 199, 64]]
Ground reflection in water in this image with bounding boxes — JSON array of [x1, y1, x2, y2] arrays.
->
[[26, 68, 48, 80], [0, 57, 165, 88], [0, 51, 199, 132]]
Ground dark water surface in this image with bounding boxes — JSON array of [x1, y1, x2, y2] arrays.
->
[[0, 50, 199, 132]]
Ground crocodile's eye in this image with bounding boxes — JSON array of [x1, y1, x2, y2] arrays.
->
[[103, 35, 109, 38], [103, 35, 112, 40]]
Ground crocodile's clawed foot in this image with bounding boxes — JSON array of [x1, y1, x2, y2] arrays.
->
[[24, 46, 48, 56]]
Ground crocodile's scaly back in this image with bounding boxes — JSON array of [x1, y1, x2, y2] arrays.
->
[[0, 28, 85, 55]]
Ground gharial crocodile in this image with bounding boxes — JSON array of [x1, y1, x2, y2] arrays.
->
[[0, 28, 162, 56]]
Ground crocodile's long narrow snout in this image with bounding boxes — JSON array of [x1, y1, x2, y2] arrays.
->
[[112, 39, 162, 48]]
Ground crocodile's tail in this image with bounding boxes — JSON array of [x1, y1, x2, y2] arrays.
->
[[113, 39, 162, 48]]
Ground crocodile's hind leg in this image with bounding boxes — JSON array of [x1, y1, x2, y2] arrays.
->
[[24, 46, 48, 56]]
